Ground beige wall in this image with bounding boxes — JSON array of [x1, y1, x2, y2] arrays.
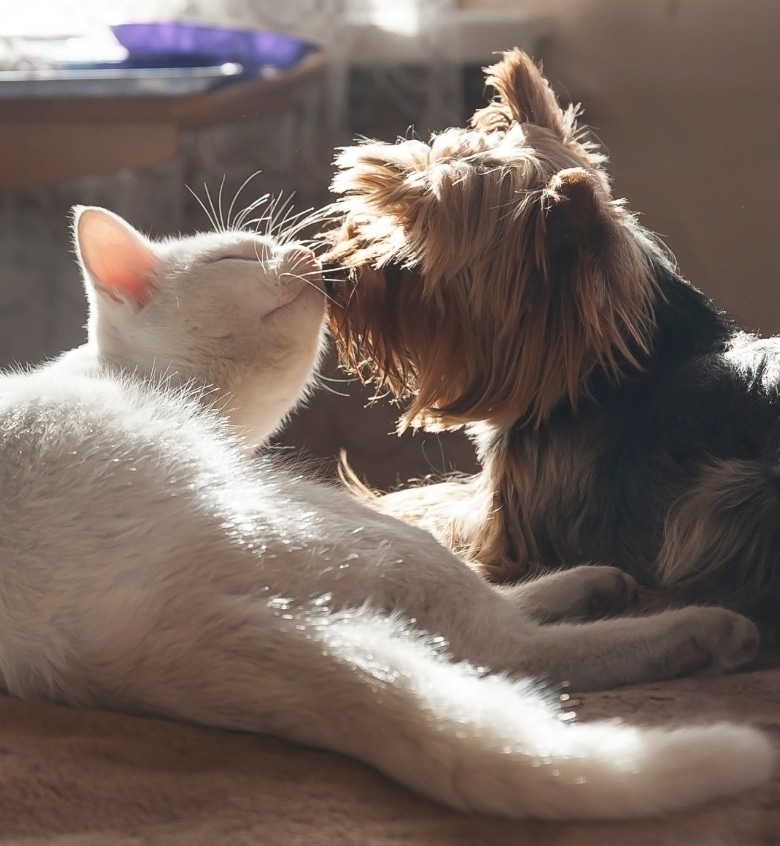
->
[[469, 0, 780, 333]]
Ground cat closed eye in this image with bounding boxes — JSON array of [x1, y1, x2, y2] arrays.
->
[[210, 255, 262, 263]]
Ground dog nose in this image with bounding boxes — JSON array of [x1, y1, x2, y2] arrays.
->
[[322, 261, 347, 296]]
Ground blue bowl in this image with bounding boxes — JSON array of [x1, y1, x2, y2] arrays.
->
[[112, 22, 320, 71]]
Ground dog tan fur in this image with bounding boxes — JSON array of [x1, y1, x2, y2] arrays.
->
[[327, 53, 658, 433]]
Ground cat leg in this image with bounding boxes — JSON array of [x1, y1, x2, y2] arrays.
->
[[21, 572, 768, 820], [495, 605, 760, 692], [117, 600, 772, 820], [499, 565, 639, 623], [344, 529, 759, 691]]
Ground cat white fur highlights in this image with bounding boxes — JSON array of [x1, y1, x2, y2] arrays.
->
[[0, 205, 771, 820], [68, 204, 326, 445]]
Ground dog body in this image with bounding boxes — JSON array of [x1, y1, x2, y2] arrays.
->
[[324, 49, 780, 624], [472, 281, 780, 611]]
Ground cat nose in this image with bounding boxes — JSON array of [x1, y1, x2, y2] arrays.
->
[[287, 246, 318, 268], [281, 246, 322, 288]]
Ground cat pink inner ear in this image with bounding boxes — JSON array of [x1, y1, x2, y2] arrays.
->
[[76, 208, 157, 309]]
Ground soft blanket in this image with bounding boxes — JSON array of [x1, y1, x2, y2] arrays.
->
[[1, 653, 777, 845]]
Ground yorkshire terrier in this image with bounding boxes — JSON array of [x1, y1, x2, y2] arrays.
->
[[321, 48, 780, 628]]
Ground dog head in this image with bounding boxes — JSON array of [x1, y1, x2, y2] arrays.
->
[[324, 49, 662, 430]]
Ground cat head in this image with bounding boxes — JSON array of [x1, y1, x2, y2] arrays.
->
[[73, 206, 326, 445]]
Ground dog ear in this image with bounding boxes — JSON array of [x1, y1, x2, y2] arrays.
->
[[474, 49, 572, 141], [535, 167, 657, 405], [540, 168, 606, 280], [471, 50, 606, 174]]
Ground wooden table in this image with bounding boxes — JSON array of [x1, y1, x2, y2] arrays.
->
[[0, 52, 326, 192]]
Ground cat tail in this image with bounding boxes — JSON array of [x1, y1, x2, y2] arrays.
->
[[147, 601, 773, 821]]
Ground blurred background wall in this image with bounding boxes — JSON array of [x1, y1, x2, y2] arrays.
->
[[2, 0, 779, 489], [515, 0, 780, 337]]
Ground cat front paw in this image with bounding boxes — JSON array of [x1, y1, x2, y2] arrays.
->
[[509, 564, 639, 624], [574, 565, 639, 620], [666, 607, 760, 676]]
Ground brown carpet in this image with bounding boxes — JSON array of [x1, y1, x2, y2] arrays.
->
[[1, 653, 777, 846]]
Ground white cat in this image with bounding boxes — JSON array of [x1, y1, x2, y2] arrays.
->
[[0, 206, 772, 821]]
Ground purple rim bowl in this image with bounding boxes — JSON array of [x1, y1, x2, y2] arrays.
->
[[112, 22, 320, 70]]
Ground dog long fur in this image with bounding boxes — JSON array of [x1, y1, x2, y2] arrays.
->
[[322, 48, 780, 628]]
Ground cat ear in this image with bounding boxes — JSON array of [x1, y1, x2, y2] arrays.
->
[[73, 206, 158, 310]]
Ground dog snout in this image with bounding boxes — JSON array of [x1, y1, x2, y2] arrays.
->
[[322, 261, 349, 297]]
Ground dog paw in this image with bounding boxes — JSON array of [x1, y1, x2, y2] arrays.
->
[[666, 607, 760, 676]]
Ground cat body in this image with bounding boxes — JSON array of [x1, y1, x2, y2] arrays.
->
[[0, 207, 772, 820]]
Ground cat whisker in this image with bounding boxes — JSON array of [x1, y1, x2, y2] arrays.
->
[[288, 264, 315, 280], [203, 182, 223, 233], [226, 171, 263, 230], [239, 180, 288, 232], [240, 215, 269, 232], [320, 271, 347, 287], [313, 376, 351, 398], [261, 194, 285, 237], [242, 211, 300, 236], [280, 212, 317, 243], [278, 205, 303, 230], [217, 175, 227, 232], [252, 240, 273, 265], [254, 193, 278, 235], [275, 212, 319, 244], [286, 258, 328, 283], [317, 372, 355, 385], [245, 214, 284, 235], [295, 236, 320, 249], [294, 205, 336, 230], [187, 184, 221, 233], [273, 211, 300, 239], [288, 272, 338, 306], [266, 193, 297, 239], [255, 192, 308, 242], [295, 267, 327, 284], [245, 202, 318, 246], [234, 192, 272, 232], [281, 246, 321, 273]]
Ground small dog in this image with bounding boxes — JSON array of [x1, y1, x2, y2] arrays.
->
[[321, 48, 780, 627]]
